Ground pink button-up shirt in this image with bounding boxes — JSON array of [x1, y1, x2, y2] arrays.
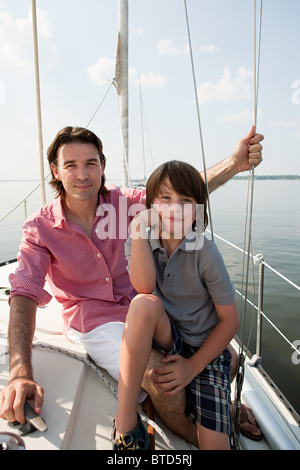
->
[[9, 186, 146, 333]]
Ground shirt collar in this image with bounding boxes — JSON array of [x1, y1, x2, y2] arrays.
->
[[148, 228, 204, 253], [52, 194, 103, 228], [52, 196, 65, 228]]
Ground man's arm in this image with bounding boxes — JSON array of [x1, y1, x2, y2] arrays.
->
[[203, 126, 264, 193], [9, 296, 36, 382], [0, 296, 44, 424]]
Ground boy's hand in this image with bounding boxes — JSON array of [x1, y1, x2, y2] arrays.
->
[[232, 125, 263, 172], [152, 354, 195, 396], [131, 208, 162, 239]]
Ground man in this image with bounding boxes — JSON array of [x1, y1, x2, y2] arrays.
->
[[0, 125, 263, 444]]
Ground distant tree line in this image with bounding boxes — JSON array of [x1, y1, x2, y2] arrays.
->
[[233, 175, 300, 180]]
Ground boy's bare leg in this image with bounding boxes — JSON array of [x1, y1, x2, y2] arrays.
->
[[115, 294, 173, 438], [197, 422, 230, 450]]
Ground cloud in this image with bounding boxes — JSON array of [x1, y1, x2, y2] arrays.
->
[[197, 67, 253, 104], [87, 57, 115, 85], [269, 118, 300, 138], [0, 6, 56, 72], [269, 119, 299, 128], [137, 70, 167, 88], [157, 39, 218, 56], [199, 43, 219, 53], [130, 26, 144, 37], [222, 107, 262, 122], [156, 39, 189, 56], [87, 58, 167, 89]]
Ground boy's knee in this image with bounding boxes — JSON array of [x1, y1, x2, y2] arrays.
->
[[132, 293, 162, 309], [128, 294, 163, 323]]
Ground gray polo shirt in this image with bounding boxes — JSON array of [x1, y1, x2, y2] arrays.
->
[[125, 231, 236, 348]]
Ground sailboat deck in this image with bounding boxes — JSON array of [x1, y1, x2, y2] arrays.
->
[[1, 262, 300, 450]]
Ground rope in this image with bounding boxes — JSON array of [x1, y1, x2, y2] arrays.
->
[[183, 0, 214, 241]]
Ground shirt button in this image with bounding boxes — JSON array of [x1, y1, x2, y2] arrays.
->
[[97, 253, 101, 258], [105, 277, 110, 282]]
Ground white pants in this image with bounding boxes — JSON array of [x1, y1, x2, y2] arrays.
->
[[66, 322, 147, 402]]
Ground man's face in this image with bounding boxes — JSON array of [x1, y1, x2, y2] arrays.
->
[[51, 143, 105, 203]]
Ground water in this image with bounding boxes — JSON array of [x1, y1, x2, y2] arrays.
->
[[210, 179, 300, 416], [0, 178, 300, 415]]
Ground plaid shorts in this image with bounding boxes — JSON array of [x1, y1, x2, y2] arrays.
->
[[153, 319, 231, 435]]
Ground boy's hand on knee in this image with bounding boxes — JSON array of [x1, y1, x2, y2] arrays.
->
[[152, 355, 195, 396]]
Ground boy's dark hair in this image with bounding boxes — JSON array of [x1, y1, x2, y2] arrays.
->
[[146, 160, 208, 230], [47, 126, 109, 198]]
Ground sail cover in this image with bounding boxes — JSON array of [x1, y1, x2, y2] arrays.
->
[[116, 0, 129, 186]]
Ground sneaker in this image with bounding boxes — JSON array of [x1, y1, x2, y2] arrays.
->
[[112, 413, 150, 450]]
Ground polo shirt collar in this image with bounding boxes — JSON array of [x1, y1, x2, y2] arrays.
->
[[148, 228, 204, 253]]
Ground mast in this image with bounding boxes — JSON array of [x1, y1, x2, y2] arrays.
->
[[31, 0, 46, 205], [117, 0, 129, 187]]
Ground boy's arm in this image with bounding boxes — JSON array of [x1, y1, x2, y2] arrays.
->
[[128, 210, 157, 294], [153, 303, 239, 395], [187, 302, 239, 376]]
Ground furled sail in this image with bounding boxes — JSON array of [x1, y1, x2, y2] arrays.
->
[[116, 0, 129, 187]]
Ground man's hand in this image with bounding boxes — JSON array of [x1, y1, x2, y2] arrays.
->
[[232, 125, 264, 173], [204, 125, 264, 193], [0, 378, 44, 424]]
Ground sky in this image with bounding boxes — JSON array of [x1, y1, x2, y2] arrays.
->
[[1, 0, 300, 184]]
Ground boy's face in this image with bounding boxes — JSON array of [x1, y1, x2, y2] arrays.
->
[[152, 177, 197, 239]]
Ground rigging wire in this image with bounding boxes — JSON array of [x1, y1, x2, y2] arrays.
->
[[183, 0, 214, 241], [234, 0, 264, 444], [240, 0, 264, 359], [85, 80, 115, 129]]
